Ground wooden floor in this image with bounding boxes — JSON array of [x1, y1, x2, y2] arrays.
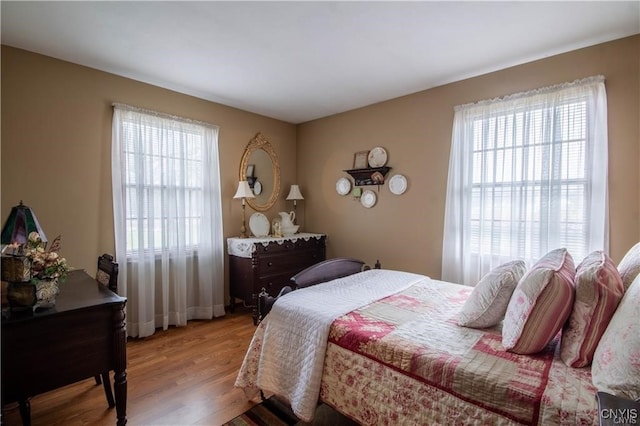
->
[[1, 308, 260, 426]]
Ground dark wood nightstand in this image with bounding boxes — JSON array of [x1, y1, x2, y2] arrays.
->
[[596, 391, 640, 426]]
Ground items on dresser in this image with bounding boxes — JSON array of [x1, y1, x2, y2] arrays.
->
[[227, 233, 326, 324]]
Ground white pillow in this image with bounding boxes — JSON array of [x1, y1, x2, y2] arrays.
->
[[591, 273, 640, 400], [457, 260, 526, 328], [618, 241, 640, 291]]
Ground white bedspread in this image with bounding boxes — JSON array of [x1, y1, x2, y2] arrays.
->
[[234, 269, 427, 422]]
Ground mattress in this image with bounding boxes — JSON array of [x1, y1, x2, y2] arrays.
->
[[236, 272, 598, 425]]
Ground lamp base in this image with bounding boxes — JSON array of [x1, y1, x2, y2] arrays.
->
[[7, 282, 36, 312], [7, 280, 59, 313], [239, 204, 249, 238], [1, 255, 31, 282]]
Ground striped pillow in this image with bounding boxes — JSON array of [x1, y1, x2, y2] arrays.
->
[[560, 251, 624, 367], [618, 241, 640, 291], [502, 248, 575, 354]]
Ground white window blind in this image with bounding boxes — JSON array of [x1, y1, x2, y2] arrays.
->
[[120, 116, 206, 253]]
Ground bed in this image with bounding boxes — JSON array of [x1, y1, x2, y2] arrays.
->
[[235, 258, 600, 425]]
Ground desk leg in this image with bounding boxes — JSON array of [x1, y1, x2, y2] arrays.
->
[[18, 399, 31, 426], [112, 303, 128, 426]]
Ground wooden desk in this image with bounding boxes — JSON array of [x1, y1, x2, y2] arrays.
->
[[1, 270, 127, 425]]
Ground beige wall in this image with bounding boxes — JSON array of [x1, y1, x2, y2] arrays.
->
[[297, 35, 640, 277], [3, 35, 639, 291], [1, 46, 297, 296]]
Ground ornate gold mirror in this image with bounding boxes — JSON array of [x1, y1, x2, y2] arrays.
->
[[239, 132, 280, 212]]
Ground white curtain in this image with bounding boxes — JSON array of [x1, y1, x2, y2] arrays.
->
[[112, 104, 225, 338], [442, 76, 608, 286]]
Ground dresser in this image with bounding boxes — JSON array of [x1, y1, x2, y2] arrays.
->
[[228, 233, 326, 323]]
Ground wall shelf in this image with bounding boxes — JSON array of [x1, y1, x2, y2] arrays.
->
[[343, 166, 391, 186]]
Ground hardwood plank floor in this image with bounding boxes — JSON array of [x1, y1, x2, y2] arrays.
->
[[1, 308, 260, 426]]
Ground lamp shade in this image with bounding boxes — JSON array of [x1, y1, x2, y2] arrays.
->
[[233, 181, 255, 199], [1, 201, 47, 245], [286, 185, 304, 201]]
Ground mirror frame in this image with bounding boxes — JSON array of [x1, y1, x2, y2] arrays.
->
[[239, 132, 280, 212]]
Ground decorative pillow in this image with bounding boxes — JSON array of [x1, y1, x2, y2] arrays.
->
[[560, 251, 624, 367], [592, 274, 640, 400], [502, 248, 575, 354], [618, 241, 640, 291], [457, 260, 527, 328]]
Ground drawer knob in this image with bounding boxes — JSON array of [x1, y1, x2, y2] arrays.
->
[[268, 261, 273, 267]]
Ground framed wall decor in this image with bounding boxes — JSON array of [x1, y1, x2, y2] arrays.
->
[[353, 151, 369, 169]]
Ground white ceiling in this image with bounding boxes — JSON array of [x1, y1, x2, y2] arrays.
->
[[2, 1, 639, 124]]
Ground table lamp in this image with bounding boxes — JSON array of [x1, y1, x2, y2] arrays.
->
[[1, 201, 47, 301], [286, 185, 304, 231], [1, 200, 47, 252], [233, 181, 255, 238], [286, 185, 304, 213]]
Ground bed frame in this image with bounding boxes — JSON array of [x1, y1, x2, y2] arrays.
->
[[256, 257, 374, 322]]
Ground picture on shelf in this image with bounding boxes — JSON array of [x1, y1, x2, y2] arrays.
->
[[353, 151, 369, 169]]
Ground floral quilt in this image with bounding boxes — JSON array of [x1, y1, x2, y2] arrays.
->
[[321, 279, 598, 425]]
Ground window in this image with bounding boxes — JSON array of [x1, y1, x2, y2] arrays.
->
[[470, 99, 588, 259], [442, 77, 608, 285], [120, 117, 205, 253], [112, 104, 226, 337]]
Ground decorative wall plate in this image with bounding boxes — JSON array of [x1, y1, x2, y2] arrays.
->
[[336, 177, 351, 195], [253, 180, 262, 195], [249, 212, 270, 237], [388, 174, 408, 195], [368, 147, 388, 168], [360, 189, 377, 208]]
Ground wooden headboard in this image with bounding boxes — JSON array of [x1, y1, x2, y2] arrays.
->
[[256, 257, 372, 323], [291, 257, 366, 288]]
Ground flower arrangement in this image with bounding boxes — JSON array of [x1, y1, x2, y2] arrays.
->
[[25, 232, 68, 283]]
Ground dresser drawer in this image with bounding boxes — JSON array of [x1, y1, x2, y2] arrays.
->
[[254, 236, 325, 255], [255, 273, 296, 297], [256, 249, 324, 276]]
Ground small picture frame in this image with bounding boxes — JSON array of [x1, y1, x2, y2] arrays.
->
[[353, 151, 369, 169], [245, 164, 255, 178]]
